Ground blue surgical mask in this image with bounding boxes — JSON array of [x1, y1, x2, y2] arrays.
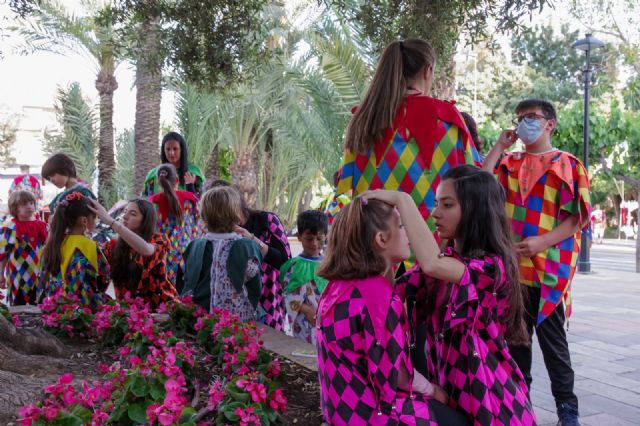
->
[[516, 117, 543, 145]]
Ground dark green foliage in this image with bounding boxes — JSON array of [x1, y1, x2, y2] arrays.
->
[[329, 0, 550, 59], [114, 0, 270, 90]]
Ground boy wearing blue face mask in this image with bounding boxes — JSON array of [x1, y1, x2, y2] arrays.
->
[[483, 99, 591, 426]]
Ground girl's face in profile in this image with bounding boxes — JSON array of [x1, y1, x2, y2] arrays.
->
[[123, 202, 143, 234], [432, 179, 462, 240], [382, 210, 410, 264]]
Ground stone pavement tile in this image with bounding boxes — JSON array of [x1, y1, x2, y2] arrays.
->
[[574, 366, 640, 393], [569, 342, 628, 362], [532, 406, 558, 426], [577, 340, 640, 358], [581, 413, 640, 426], [577, 394, 640, 424], [574, 379, 640, 408], [570, 353, 635, 375]]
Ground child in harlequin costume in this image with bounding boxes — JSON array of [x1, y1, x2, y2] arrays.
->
[[483, 99, 591, 426], [208, 179, 291, 332], [336, 39, 480, 232], [143, 132, 205, 198], [39, 192, 109, 306], [280, 210, 328, 345], [90, 198, 178, 310], [365, 167, 536, 426], [316, 197, 459, 426], [148, 163, 202, 287], [9, 165, 43, 211], [180, 186, 262, 322], [41, 153, 96, 216], [0, 191, 48, 305]]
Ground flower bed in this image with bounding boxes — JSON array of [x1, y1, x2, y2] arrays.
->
[[16, 292, 291, 426]]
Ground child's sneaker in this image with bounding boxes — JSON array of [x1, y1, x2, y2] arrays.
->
[[556, 402, 581, 426]]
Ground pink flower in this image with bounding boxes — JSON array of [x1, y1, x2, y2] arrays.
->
[[157, 412, 175, 426], [269, 389, 287, 412], [248, 382, 267, 404], [42, 405, 58, 420], [59, 373, 74, 385], [129, 355, 142, 367], [207, 381, 225, 408]]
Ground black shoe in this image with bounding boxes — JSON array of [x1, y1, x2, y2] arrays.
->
[[556, 402, 581, 426]]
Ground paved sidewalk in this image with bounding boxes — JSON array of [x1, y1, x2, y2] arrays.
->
[[530, 270, 640, 426]]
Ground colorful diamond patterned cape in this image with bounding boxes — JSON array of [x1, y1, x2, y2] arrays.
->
[[495, 150, 591, 324], [247, 212, 291, 331], [280, 254, 327, 345], [37, 235, 110, 306], [0, 218, 48, 305], [317, 192, 351, 225], [149, 190, 203, 287], [398, 251, 537, 426], [103, 233, 178, 309], [336, 96, 481, 230], [317, 275, 438, 425], [9, 174, 43, 207], [143, 163, 205, 198]]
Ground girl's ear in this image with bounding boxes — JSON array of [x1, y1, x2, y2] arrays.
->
[[374, 230, 388, 249]]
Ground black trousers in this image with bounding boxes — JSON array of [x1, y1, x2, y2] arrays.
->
[[509, 285, 579, 410]]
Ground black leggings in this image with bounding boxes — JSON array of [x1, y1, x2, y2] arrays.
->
[[428, 399, 470, 426]]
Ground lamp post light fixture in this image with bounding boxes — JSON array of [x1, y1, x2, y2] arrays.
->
[[572, 33, 605, 274]]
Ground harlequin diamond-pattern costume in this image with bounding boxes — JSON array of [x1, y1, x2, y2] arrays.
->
[[103, 233, 178, 309], [398, 252, 536, 426], [280, 254, 327, 344], [336, 96, 480, 229], [318, 192, 351, 225], [253, 212, 291, 331], [317, 275, 438, 426], [149, 190, 203, 287], [496, 151, 591, 324], [9, 175, 43, 208], [37, 235, 110, 306], [0, 218, 48, 305]]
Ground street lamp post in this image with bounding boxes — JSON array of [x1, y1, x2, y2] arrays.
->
[[572, 33, 605, 274]]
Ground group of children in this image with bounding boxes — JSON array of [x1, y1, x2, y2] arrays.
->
[[0, 93, 590, 425]]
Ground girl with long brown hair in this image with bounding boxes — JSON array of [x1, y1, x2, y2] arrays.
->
[[336, 38, 480, 228], [315, 197, 468, 426], [363, 165, 535, 426], [88, 198, 177, 309], [148, 163, 202, 286]]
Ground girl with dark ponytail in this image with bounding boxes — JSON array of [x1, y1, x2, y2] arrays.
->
[[39, 192, 109, 306], [148, 163, 202, 286]]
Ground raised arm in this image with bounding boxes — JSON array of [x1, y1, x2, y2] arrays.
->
[[88, 200, 155, 257], [361, 191, 465, 283]]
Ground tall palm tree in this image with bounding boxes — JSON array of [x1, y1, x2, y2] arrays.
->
[[43, 82, 98, 184], [13, 0, 122, 204], [132, 17, 162, 194]]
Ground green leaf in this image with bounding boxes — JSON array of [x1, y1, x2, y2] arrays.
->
[[150, 382, 165, 400], [130, 376, 149, 397], [53, 411, 84, 426], [127, 403, 147, 423]]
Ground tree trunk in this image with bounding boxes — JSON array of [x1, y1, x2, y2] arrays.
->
[[263, 128, 274, 206], [230, 148, 259, 208], [205, 143, 220, 183], [95, 69, 118, 205], [133, 18, 162, 195], [431, 58, 456, 100]]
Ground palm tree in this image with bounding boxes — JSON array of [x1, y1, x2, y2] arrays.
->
[[132, 16, 162, 194], [43, 82, 98, 184], [13, 0, 122, 204]]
